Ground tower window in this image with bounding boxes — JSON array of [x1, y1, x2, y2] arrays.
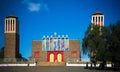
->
[[5, 20, 8, 31], [99, 16, 100, 22], [6, 20, 7, 24], [11, 20, 12, 24], [8, 20, 10, 31], [96, 17, 97, 22], [101, 16, 103, 22], [93, 17, 94, 22]]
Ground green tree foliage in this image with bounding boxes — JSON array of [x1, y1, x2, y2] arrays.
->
[[107, 21, 120, 63], [82, 20, 120, 64], [82, 24, 104, 58]]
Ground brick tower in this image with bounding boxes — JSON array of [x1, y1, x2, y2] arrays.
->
[[4, 14, 19, 60]]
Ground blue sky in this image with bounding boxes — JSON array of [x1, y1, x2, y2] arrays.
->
[[0, 0, 120, 61]]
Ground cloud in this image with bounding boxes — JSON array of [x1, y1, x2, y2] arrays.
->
[[22, 0, 48, 12], [28, 2, 40, 12]]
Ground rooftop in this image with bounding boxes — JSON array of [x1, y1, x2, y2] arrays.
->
[[6, 14, 18, 18], [92, 11, 103, 15]]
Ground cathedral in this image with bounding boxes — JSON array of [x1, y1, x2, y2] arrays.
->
[[32, 33, 80, 66], [3, 10, 104, 66]]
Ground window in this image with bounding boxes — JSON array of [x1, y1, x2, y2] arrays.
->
[[101, 16, 103, 22], [34, 51, 40, 58], [96, 17, 97, 22], [93, 17, 95, 22], [71, 51, 77, 58], [6, 20, 7, 24], [99, 16, 100, 22], [6, 20, 7, 31], [11, 20, 12, 24]]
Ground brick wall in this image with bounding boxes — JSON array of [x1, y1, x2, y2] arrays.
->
[[32, 40, 80, 63], [4, 33, 19, 58], [32, 40, 47, 62]]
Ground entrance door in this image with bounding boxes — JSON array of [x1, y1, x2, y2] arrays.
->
[[57, 54, 62, 62], [50, 54, 54, 62]]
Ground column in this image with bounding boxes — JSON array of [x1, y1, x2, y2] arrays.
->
[[49, 37, 50, 51], [10, 19, 12, 32], [96, 16, 97, 25], [14, 19, 16, 33], [103, 16, 104, 26], [94, 16, 96, 25], [13, 19, 14, 32], [91, 16, 93, 24], [7, 20, 9, 32], [5, 19, 6, 32], [11, 19, 13, 32], [97, 16, 99, 25]]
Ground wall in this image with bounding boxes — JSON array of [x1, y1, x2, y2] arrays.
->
[[32, 40, 80, 65]]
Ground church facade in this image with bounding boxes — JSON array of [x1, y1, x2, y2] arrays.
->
[[32, 34, 80, 66]]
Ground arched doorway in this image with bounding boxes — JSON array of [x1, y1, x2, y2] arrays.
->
[[50, 54, 54, 62], [57, 54, 62, 62]]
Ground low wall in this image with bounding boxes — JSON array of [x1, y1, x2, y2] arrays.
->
[[38, 62, 65, 66], [0, 63, 112, 67], [66, 63, 112, 67], [0, 63, 36, 66]]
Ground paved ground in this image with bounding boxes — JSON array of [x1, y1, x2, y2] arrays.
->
[[0, 66, 119, 72]]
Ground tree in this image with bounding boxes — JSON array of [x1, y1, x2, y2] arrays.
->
[[82, 24, 101, 55], [82, 20, 120, 69], [82, 24, 102, 67], [107, 21, 120, 63], [82, 24, 110, 68]]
